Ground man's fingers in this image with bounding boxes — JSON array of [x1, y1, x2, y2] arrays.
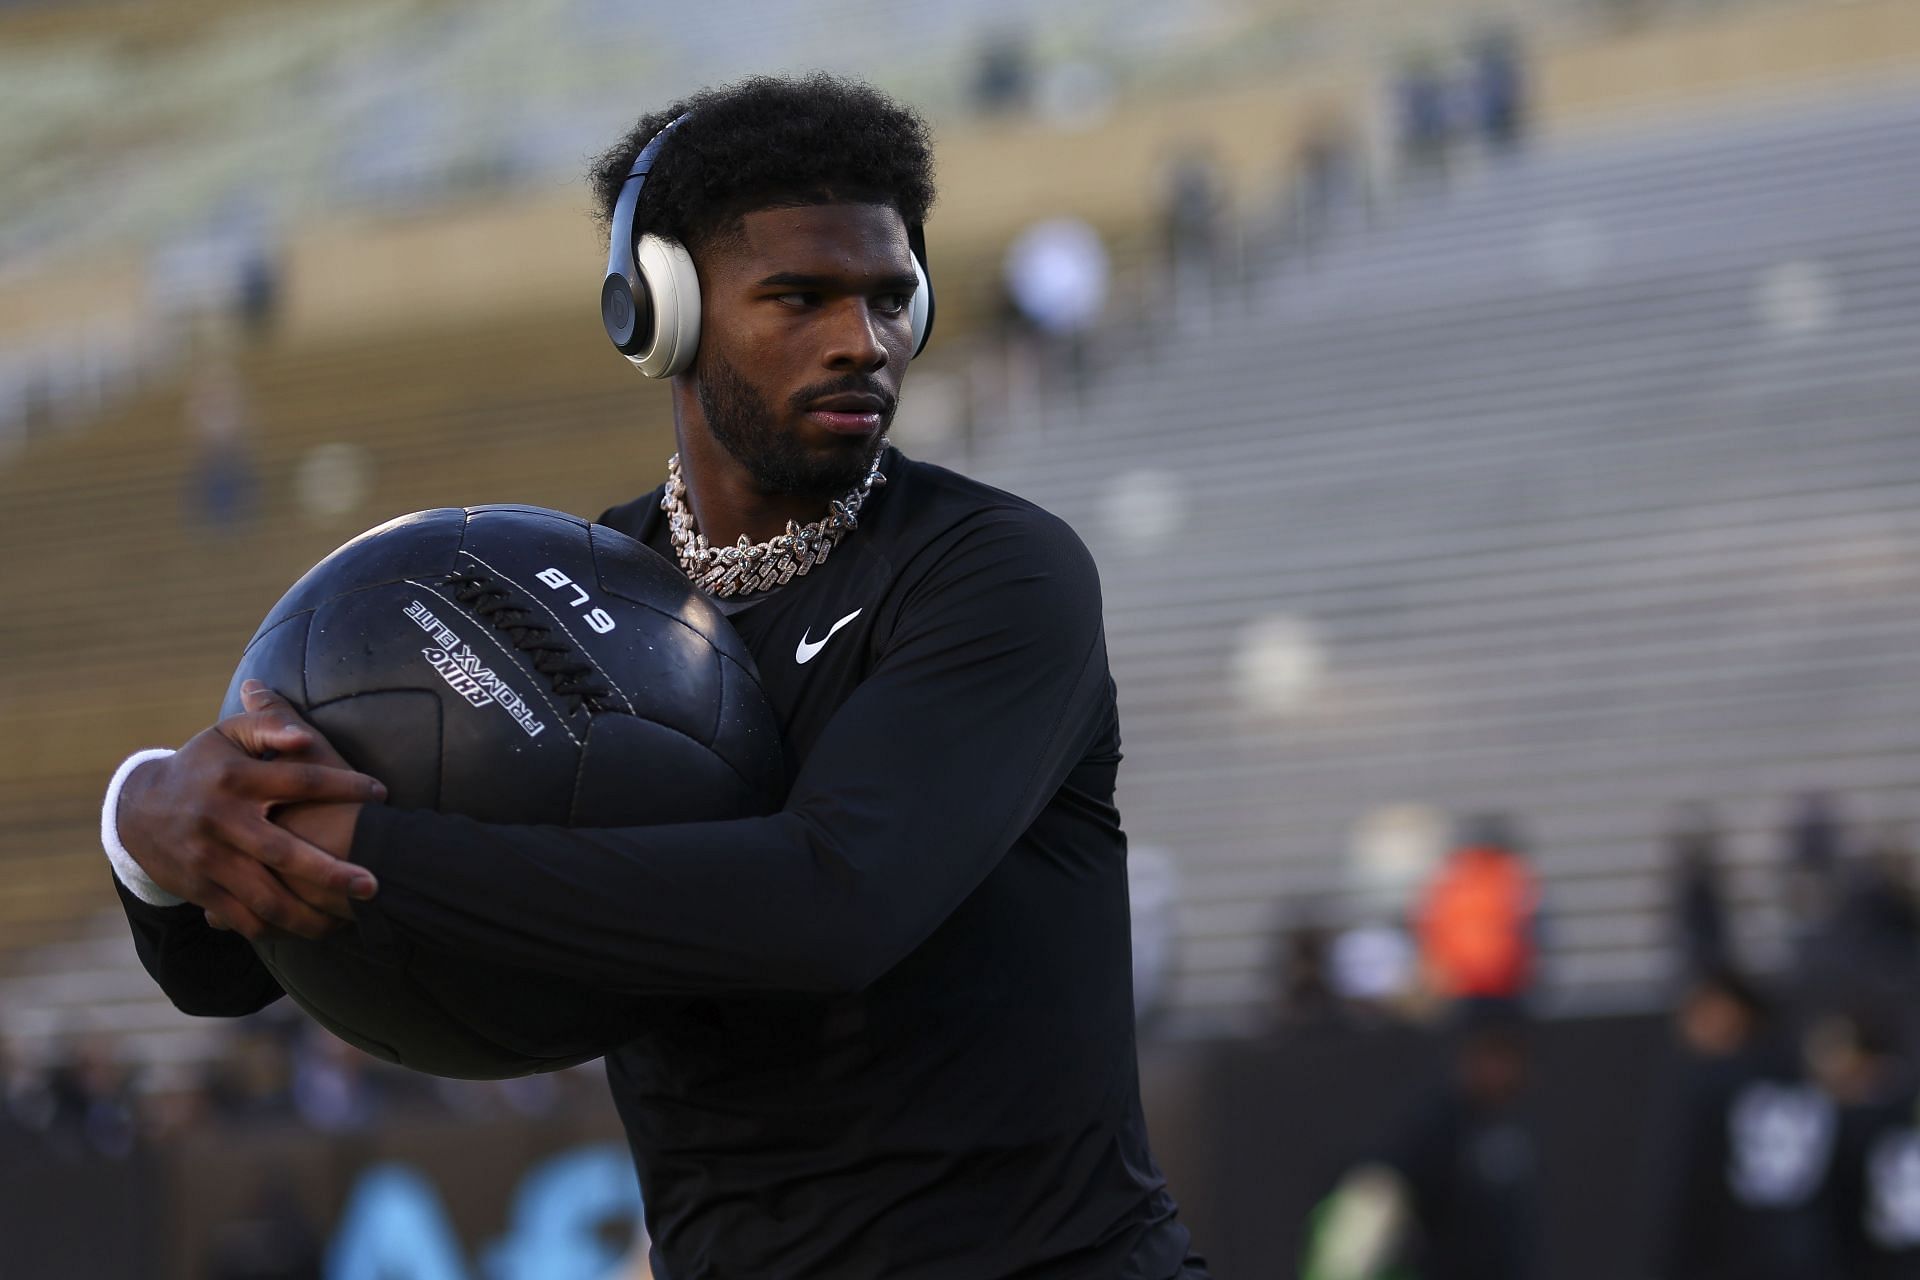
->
[[226, 862, 341, 940], [244, 819, 378, 899], [232, 756, 386, 806], [199, 887, 271, 941], [221, 707, 316, 758], [238, 685, 330, 757], [253, 723, 316, 756], [240, 683, 306, 730], [280, 868, 358, 923], [281, 761, 387, 806]]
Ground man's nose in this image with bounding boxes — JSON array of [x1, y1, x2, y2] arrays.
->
[[823, 299, 889, 373]]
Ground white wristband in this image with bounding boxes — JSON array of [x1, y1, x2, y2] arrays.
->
[[102, 748, 185, 907]]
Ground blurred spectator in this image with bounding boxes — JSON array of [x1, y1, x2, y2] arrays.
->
[[1001, 216, 1109, 406], [41, 1035, 138, 1161], [1670, 800, 1731, 980], [1275, 109, 1364, 259], [1397, 1006, 1541, 1280], [237, 243, 284, 344], [1004, 217, 1109, 337], [1161, 150, 1229, 329], [1831, 821, 1920, 1002], [210, 1020, 298, 1125], [5, 1042, 57, 1137], [1393, 49, 1456, 180], [1305, 1005, 1541, 1280], [1783, 791, 1885, 1016], [1467, 26, 1529, 152], [1646, 968, 1837, 1280], [1811, 1007, 1920, 1279], [1785, 791, 1846, 947], [1270, 899, 1420, 1032], [185, 352, 257, 531], [969, 30, 1034, 118], [290, 1026, 382, 1133], [1415, 814, 1539, 1008], [1271, 916, 1339, 1029], [135, 1062, 215, 1146], [1329, 919, 1418, 1025]]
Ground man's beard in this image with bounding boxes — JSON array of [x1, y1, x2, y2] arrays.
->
[[697, 351, 891, 499]]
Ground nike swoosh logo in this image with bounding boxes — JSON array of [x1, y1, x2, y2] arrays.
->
[[796, 609, 863, 665]]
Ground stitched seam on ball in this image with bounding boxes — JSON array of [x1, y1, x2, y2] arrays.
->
[[405, 578, 583, 748], [456, 550, 637, 715]]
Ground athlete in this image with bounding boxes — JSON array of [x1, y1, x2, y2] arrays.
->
[[99, 75, 1208, 1279]]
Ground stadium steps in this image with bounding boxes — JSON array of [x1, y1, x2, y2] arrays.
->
[[963, 78, 1920, 1031]]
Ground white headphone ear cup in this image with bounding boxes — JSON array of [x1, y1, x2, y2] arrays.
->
[[908, 254, 931, 357], [633, 235, 702, 378]]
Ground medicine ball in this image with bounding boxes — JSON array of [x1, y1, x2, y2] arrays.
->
[[220, 505, 786, 1078]]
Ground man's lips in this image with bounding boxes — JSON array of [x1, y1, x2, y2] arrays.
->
[[804, 393, 890, 435], [808, 393, 888, 414]]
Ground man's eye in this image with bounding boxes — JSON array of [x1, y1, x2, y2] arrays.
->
[[875, 293, 910, 315], [775, 292, 819, 308]]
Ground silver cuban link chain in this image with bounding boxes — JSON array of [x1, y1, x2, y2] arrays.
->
[[660, 440, 889, 598]]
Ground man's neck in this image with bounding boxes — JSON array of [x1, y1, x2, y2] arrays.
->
[[671, 423, 836, 549]]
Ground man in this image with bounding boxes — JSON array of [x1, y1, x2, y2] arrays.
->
[[1812, 1006, 1920, 1280], [1646, 968, 1837, 1280], [98, 75, 1207, 1279], [1387, 1010, 1541, 1280], [1414, 813, 1538, 1008], [1298, 1008, 1539, 1280]]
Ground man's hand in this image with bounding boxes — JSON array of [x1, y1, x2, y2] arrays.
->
[[116, 680, 387, 941], [246, 685, 379, 926]]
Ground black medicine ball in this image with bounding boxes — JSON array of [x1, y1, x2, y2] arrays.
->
[[220, 505, 786, 1078]]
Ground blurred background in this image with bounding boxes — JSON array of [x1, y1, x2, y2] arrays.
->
[[4, 0, 1920, 1276]]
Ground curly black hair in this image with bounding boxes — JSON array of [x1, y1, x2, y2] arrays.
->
[[588, 74, 936, 256]]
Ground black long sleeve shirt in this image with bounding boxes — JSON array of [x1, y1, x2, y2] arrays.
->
[[1645, 1042, 1838, 1280], [1828, 1080, 1920, 1280], [116, 448, 1204, 1280]]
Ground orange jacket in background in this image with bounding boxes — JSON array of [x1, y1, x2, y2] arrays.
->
[[1416, 845, 1539, 999]]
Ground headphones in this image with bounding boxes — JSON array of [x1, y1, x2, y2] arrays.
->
[[601, 112, 936, 377]]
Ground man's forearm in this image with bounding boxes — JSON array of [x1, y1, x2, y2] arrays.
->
[[110, 861, 284, 1017], [348, 804, 920, 998]]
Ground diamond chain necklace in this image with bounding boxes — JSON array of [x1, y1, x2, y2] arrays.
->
[[661, 439, 890, 598]]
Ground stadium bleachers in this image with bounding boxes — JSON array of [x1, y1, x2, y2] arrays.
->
[[0, 0, 1337, 273], [6, 67, 1920, 1062], [956, 78, 1920, 1031]]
